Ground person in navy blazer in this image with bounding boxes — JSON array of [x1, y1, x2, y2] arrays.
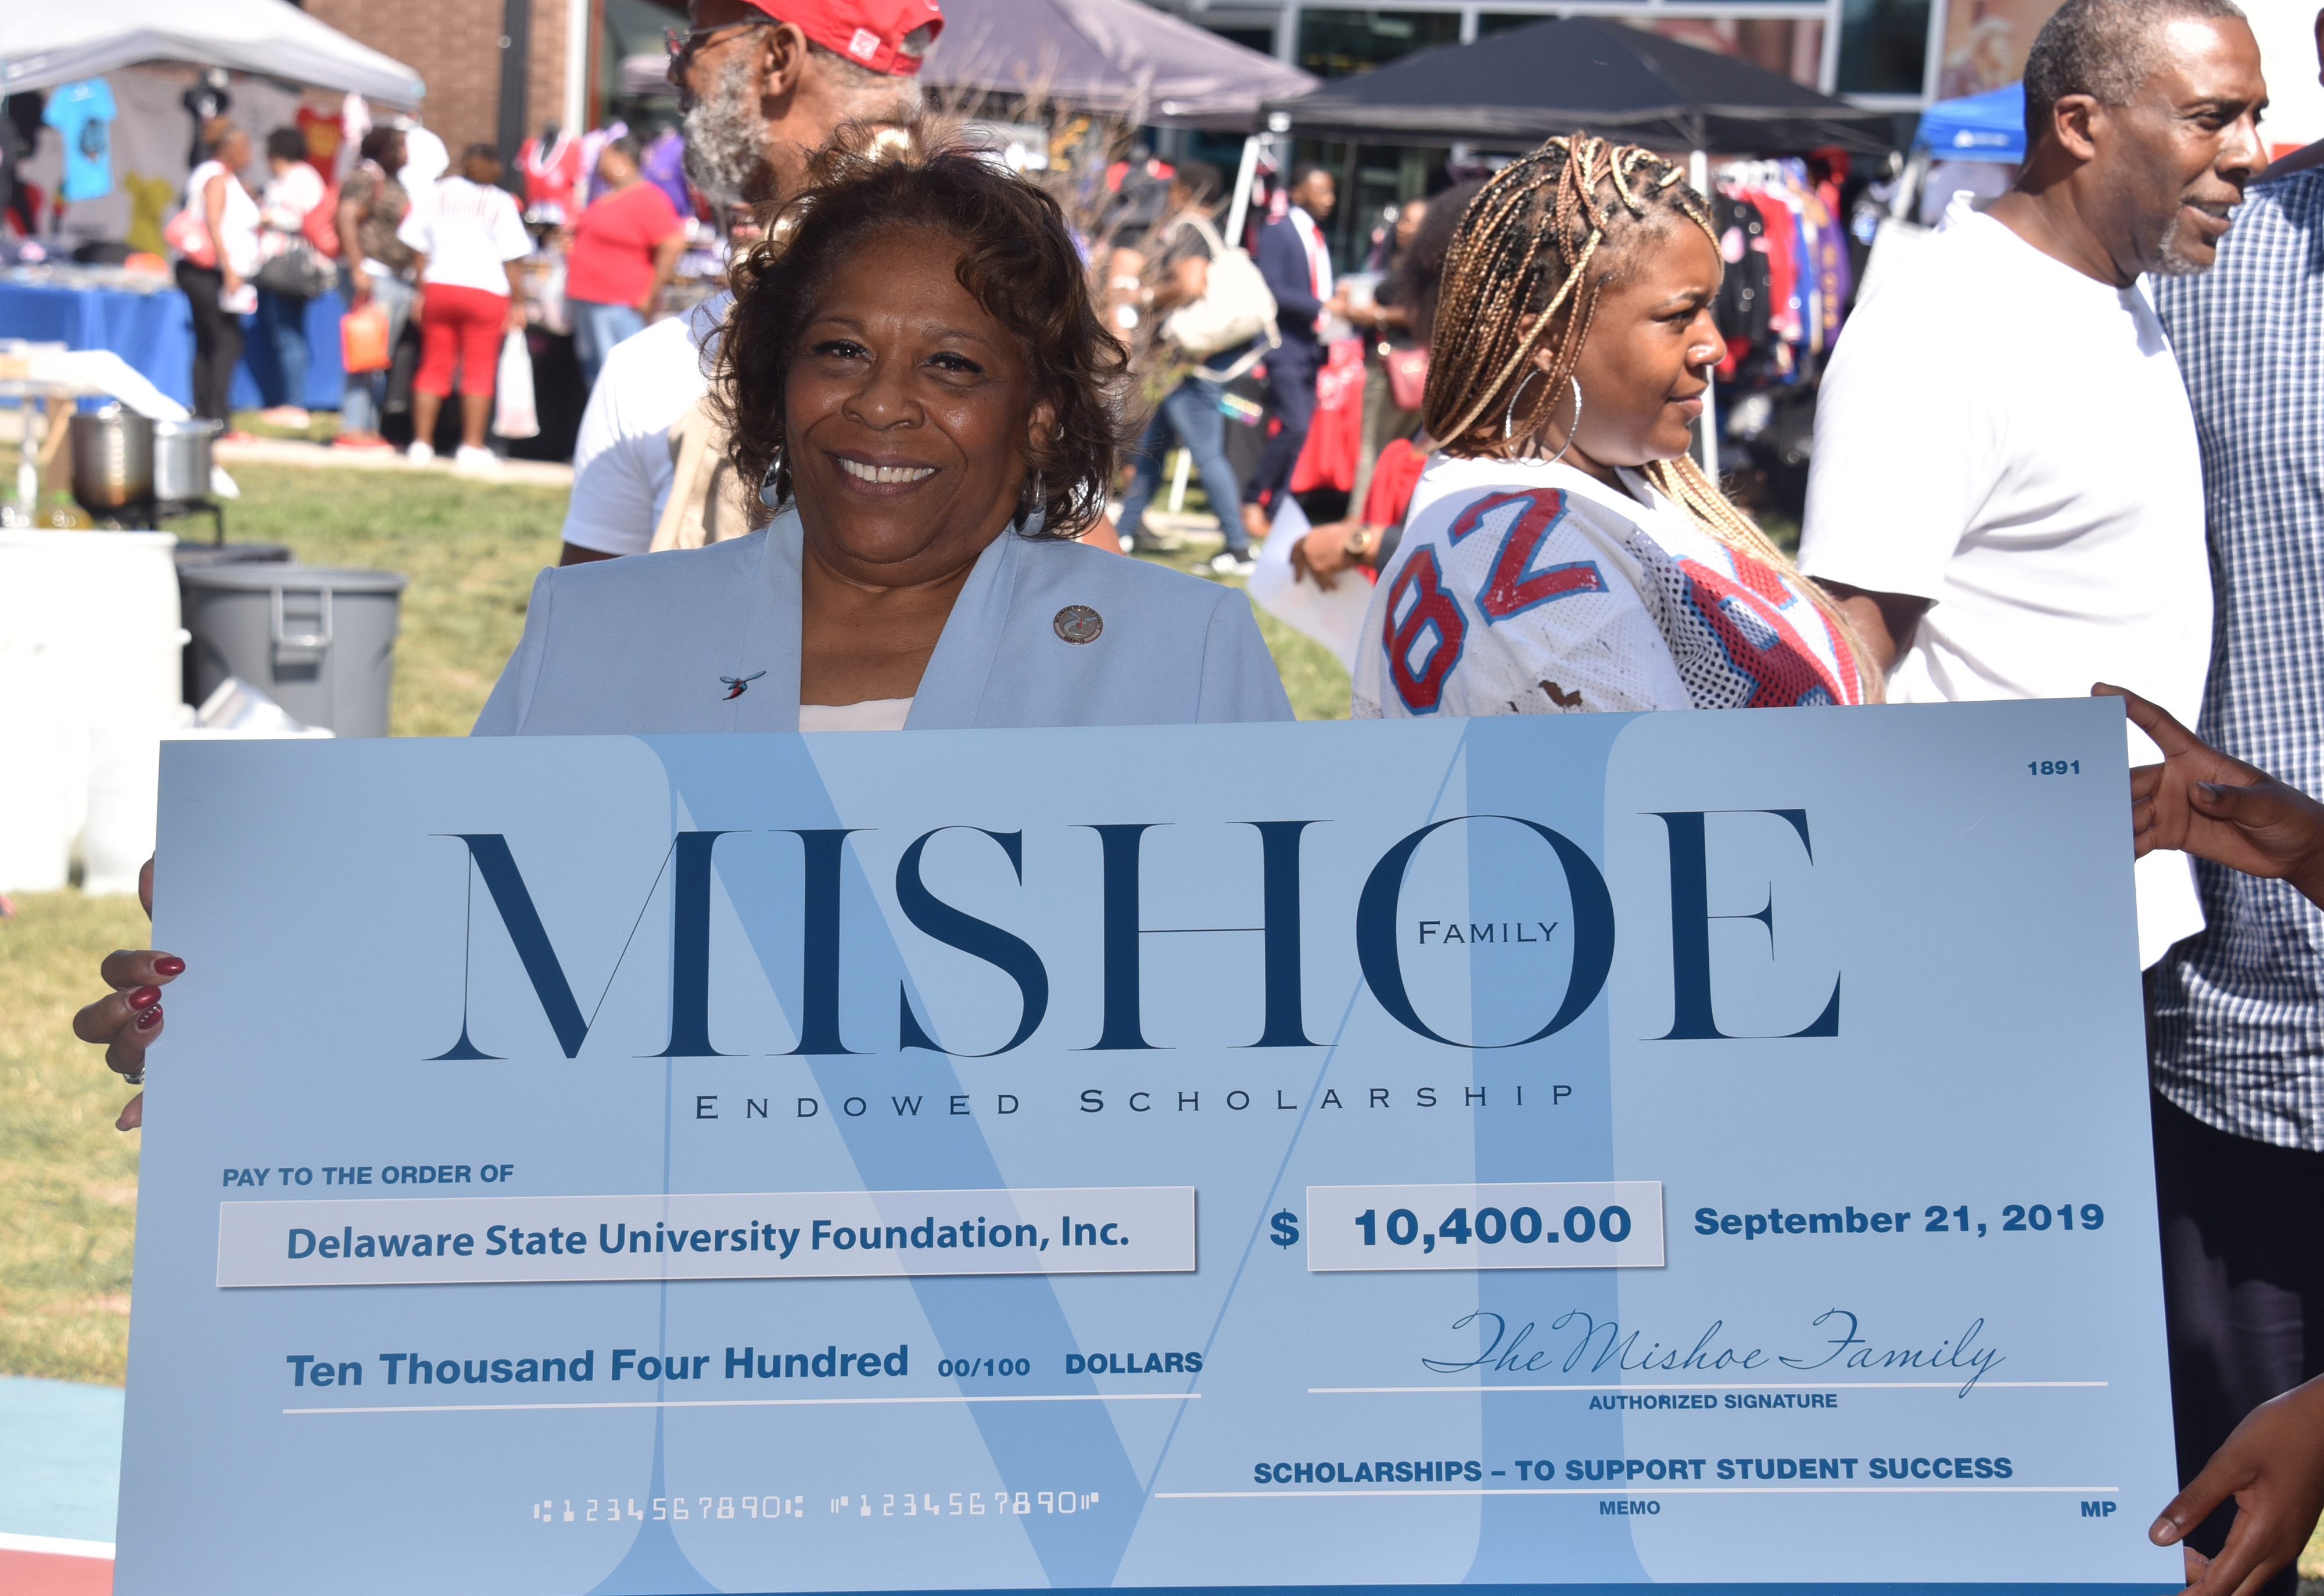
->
[[1244, 166, 1350, 545]]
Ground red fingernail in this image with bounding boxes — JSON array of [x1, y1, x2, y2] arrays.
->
[[128, 986, 161, 1009], [155, 957, 186, 977], [135, 1005, 162, 1031]]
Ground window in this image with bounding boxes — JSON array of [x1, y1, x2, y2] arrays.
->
[[1837, 0, 1932, 94], [1297, 9, 1465, 78], [1199, 24, 1281, 56]]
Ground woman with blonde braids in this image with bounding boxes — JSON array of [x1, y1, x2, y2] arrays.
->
[[1352, 134, 1879, 719]]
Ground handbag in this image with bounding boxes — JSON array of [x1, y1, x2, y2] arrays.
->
[[340, 301, 390, 373], [493, 329, 540, 440], [301, 180, 342, 259], [1385, 346, 1429, 413], [1160, 214, 1278, 360], [163, 207, 216, 270], [255, 239, 338, 301]]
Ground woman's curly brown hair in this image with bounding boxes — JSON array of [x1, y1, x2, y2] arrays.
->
[[710, 121, 1131, 540]]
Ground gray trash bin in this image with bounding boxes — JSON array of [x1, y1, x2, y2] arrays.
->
[[179, 564, 410, 736], [173, 543, 290, 706]]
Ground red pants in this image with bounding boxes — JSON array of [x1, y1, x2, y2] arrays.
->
[[414, 284, 507, 397]]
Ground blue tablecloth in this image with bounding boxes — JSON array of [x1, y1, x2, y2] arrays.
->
[[0, 278, 347, 412]]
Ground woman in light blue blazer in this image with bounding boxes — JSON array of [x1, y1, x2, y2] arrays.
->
[[80, 128, 1290, 1130], [478, 127, 1290, 737]]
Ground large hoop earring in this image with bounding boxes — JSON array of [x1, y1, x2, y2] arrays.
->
[[758, 442, 788, 510], [1544, 376, 1583, 467], [1501, 370, 1540, 441]]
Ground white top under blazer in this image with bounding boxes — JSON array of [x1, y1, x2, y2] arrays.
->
[[472, 512, 1295, 736]]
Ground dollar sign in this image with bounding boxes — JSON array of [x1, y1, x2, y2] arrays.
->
[[1270, 1210, 1300, 1248]]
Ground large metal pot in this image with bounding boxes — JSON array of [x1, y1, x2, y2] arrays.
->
[[153, 417, 223, 504], [69, 406, 155, 513]]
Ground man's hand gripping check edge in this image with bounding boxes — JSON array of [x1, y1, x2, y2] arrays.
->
[[2093, 683, 2324, 908]]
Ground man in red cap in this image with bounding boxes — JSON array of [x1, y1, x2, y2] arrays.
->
[[555, 0, 942, 565], [672, 0, 939, 209]]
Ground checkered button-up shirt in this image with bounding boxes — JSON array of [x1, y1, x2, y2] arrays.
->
[[2149, 166, 2324, 1148]]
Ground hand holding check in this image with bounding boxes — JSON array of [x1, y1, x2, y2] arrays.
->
[[2093, 683, 2324, 908]]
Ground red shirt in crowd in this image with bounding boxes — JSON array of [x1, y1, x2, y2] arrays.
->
[[564, 181, 684, 307]]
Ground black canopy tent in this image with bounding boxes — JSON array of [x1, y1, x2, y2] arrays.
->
[[1265, 16, 1893, 156]]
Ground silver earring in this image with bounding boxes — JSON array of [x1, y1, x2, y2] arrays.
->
[[1014, 470, 1045, 531], [1544, 376, 1583, 467], [758, 444, 787, 510], [1501, 371, 1540, 440]]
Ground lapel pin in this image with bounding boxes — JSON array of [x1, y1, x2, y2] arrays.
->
[[720, 671, 766, 700], [1053, 605, 1103, 644]]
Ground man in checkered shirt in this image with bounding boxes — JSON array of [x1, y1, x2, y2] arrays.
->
[[2147, 13, 2324, 1586]]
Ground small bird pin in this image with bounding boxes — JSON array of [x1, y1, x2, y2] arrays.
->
[[720, 671, 766, 701]]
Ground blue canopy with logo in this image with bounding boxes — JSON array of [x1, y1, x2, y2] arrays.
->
[[1914, 81, 2025, 162]]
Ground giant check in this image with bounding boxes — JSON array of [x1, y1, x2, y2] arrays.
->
[[123, 702, 2178, 1594]]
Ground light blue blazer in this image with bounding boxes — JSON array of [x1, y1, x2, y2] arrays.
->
[[472, 514, 1294, 735]]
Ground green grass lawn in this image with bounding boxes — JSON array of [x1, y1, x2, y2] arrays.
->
[[0, 890, 152, 1383]]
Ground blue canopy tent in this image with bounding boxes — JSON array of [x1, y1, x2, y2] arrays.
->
[[1914, 81, 2025, 162]]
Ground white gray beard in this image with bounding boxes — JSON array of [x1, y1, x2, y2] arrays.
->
[[2150, 209, 2219, 277], [681, 53, 768, 208]]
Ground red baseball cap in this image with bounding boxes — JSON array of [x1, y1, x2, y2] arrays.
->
[[741, 0, 945, 77]]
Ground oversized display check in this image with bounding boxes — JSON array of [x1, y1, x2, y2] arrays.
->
[[121, 700, 2178, 1595]]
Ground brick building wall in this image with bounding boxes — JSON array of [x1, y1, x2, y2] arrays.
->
[[306, 0, 573, 157]]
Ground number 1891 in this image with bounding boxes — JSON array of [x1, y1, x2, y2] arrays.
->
[[2028, 759, 2080, 776]]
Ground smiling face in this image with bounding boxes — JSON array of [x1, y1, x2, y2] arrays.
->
[[783, 228, 1049, 586], [1543, 219, 1723, 472], [2094, 15, 2267, 274]]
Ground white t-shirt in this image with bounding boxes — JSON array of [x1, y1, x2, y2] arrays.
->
[[397, 177, 531, 295], [1354, 455, 1864, 719], [1799, 196, 2211, 964], [259, 160, 325, 237], [185, 160, 261, 279], [560, 297, 728, 556]]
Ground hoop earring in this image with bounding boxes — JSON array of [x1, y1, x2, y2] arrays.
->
[[757, 443, 788, 510], [1501, 370, 1540, 440], [1544, 376, 1584, 467]]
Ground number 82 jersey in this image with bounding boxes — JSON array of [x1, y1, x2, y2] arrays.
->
[[1351, 456, 1863, 719]]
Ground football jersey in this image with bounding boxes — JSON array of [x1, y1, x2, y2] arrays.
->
[[1353, 455, 1860, 718]]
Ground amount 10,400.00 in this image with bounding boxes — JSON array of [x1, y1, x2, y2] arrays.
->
[[1354, 1204, 1633, 1255], [531, 1490, 1099, 1525]]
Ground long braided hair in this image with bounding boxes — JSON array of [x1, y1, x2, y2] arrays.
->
[[1424, 134, 1880, 703]]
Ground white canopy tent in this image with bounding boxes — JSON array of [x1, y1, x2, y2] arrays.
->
[[1, 0, 424, 107]]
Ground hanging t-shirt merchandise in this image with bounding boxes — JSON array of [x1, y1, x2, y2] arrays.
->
[[42, 77, 117, 202]]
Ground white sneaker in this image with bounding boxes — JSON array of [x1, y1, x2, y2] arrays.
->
[[406, 440, 435, 465], [1207, 551, 1257, 579], [453, 445, 500, 474]]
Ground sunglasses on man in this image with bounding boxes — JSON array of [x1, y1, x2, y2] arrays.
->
[[663, 19, 773, 87]]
